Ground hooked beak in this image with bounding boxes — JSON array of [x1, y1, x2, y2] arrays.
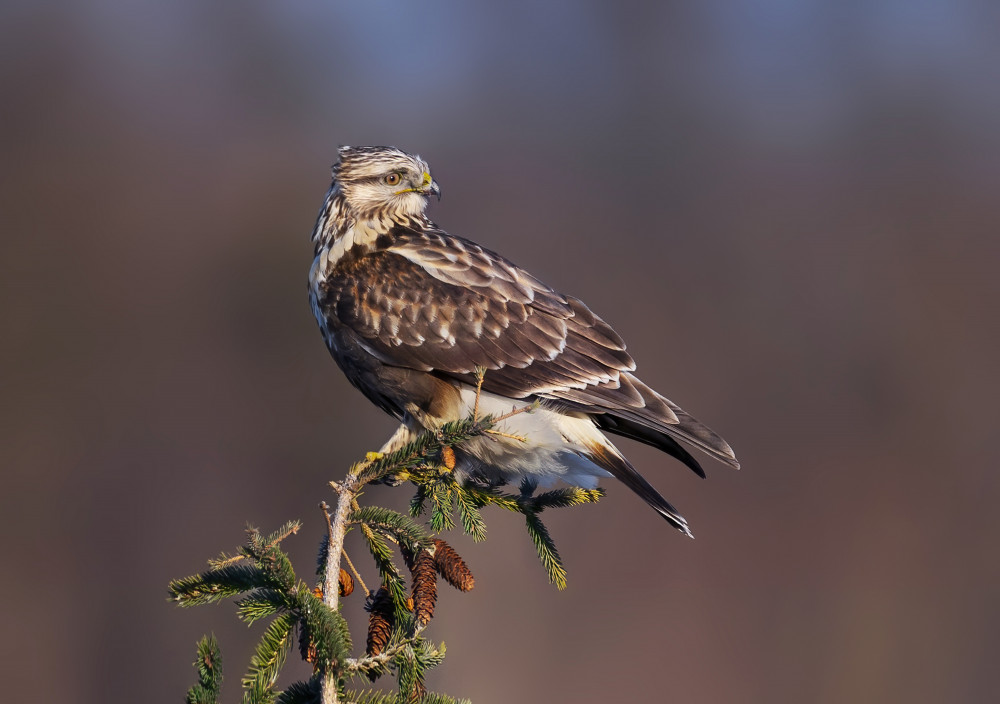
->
[[419, 171, 441, 200], [397, 172, 441, 200]]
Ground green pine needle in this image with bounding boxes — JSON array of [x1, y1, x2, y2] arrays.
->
[[340, 691, 471, 704], [394, 648, 421, 703], [419, 694, 473, 704], [350, 505, 434, 555], [411, 639, 447, 672], [264, 520, 303, 547], [527, 487, 605, 512], [408, 484, 428, 517], [315, 534, 331, 578], [185, 635, 223, 704], [340, 691, 402, 704], [242, 612, 297, 703], [275, 678, 320, 704], [297, 590, 352, 675], [236, 589, 291, 625], [240, 535, 298, 593], [393, 638, 448, 701], [359, 524, 409, 611], [454, 489, 487, 542], [429, 481, 456, 532], [243, 677, 275, 704], [355, 413, 502, 486], [169, 564, 269, 606], [460, 484, 521, 513], [524, 512, 568, 590], [207, 550, 244, 569]]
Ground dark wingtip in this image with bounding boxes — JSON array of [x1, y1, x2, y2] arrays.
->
[[660, 508, 694, 538], [596, 415, 708, 478]]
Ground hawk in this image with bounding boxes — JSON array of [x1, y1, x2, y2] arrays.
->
[[309, 146, 739, 536]]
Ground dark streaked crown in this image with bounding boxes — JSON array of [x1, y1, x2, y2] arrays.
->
[[333, 145, 430, 184]]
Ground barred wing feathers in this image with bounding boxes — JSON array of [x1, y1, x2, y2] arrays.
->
[[319, 227, 738, 471]]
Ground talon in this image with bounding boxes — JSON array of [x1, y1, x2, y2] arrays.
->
[[441, 446, 456, 470], [365, 451, 384, 462]]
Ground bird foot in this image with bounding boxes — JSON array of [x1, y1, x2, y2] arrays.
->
[[472, 366, 487, 422]]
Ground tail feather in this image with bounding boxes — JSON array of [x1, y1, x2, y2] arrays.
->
[[584, 440, 693, 537]]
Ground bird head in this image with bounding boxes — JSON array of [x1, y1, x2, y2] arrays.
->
[[332, 146, 440, 221]]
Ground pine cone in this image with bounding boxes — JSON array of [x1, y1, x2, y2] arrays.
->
[[431, 538, 475, 592], [410, 548, 438, 626], [440, 445, 456, 470], [365, 587, 394, 658], [339, 568, 354, 597]]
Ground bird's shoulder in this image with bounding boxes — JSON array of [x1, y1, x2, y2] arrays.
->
[[380, 224, 569, 314]]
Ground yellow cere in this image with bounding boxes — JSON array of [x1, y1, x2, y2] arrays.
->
[[395, 172, 433, 196]]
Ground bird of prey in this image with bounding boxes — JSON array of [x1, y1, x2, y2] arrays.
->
[[309, 146, 738, 536]]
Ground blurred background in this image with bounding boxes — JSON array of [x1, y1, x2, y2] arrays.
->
[[2, 2, 998, 702]]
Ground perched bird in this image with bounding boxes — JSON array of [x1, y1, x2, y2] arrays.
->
[[309, 146, 738, 536]]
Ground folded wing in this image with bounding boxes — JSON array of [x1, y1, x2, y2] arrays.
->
[[317, 226, 738, 473]]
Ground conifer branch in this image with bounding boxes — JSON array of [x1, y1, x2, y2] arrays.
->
[[170, 564, 270, 606], [171, 374, 605, 703], [319, 480, 359, 704], [242, 611, 297, 702], [454, 490, 487, 542], [349, 505, 435, 555], [358, 520, 408, 614], [275, 679, 320, 704], [236, 588, 292, 625], [524, 511, 568, 590], [208, 551, 248, 570], [186, 635, 223, 704]]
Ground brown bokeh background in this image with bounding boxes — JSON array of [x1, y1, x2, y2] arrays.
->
[[2, 3, 998, 703]]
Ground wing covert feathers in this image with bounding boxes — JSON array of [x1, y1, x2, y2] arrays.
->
[[317, 223, 737, 474]]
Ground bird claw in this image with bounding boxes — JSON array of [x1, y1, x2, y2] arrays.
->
[[380, 473, 407, 487]]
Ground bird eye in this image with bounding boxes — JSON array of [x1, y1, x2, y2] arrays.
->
[[385, 173, 401, 186]]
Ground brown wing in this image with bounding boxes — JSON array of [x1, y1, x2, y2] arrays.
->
[[318, 226, 737, 469], [318, 229, 632, 395]]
